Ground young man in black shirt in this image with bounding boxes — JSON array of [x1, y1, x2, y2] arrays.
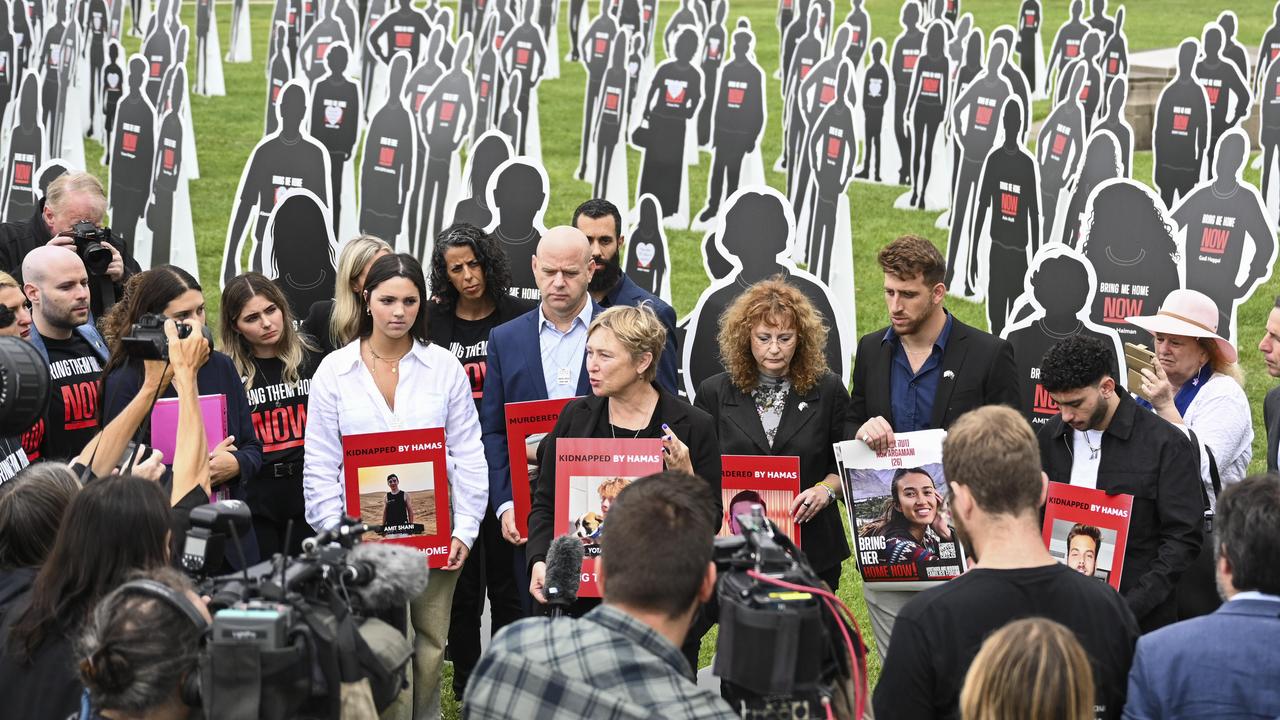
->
[[874, 405, 1139, 720], [20, 246, 109, 462]]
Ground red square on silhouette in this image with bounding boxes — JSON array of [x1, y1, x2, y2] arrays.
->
[[1108, 57, 1118, 73], [922, 76, 939, 94], [1001, 191, 1018, 217], [595, 37, 608, 55], [379, 146, 395, 167], [727, 87, 744, 105], [414, 92, 427, 112], [604, 90, 620, 111], [316, 43, 329, 61], [1052, 132, 1067, 155], [150, 61, 161, 77], [122, 131, 138, 153], [826, 136, 842, 159], [439, 101, 456, 122], [516, 48, 530, 66], [851, 29, 860, 42], [975, 105, 992, 127], [1206, 86, 1220, 106], [800, 61, 813, 78], [820, 84, 836, 104], [395, 32, 412, 48], [480, 80, 490, 98], [1173, 112, 1189, 131], [1079, 82, 1090, 101], [1066, 42, 1079, 57], [1025, 11, 1036, 26], [163, 148, 175, 171], [13, 161, 30, 186], [903, 54, 917, 70]]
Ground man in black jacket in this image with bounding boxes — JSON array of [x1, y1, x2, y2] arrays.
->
[[1037, 335, 1203, 632], [848, 234, 1019, 657]]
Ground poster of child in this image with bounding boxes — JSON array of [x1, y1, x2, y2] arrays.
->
[[567, 476, 633, 555], [356, 461, 437, 539]]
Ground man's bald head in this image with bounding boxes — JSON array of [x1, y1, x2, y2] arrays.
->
[[534, 226, 594, 322], [23, 246, 90, 335], [537, 226, 592, 263], [23, 245, 85, 287]]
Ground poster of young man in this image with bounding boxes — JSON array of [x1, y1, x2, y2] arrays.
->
[[719, 454, 801, 546], [504, 396, 579, 537], [837, 429, 965, 590], [342, 427, 452, 567], [554, 437, 663, 598], [1042, 481, 1133, 591]]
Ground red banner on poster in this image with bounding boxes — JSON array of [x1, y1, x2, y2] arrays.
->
[[342, 428, 452, 568], [554, 438, 663, 598], [1042, 482, 1133, 591], [505, 397, 579, 537], [720, 455, 801, 547]]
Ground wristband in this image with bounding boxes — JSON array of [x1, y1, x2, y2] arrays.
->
[[817, 481, 836, 500]]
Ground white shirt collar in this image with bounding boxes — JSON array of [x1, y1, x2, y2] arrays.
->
[[538, 297, 593, 333], [332, 337, 434, 374]]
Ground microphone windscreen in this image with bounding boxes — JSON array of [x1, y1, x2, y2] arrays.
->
[[348, 542, 431, 609], [544, 535, 584, 604]]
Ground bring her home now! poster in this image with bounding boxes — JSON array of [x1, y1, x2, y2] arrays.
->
[[719, 454, 801, 547], [342, 427, 452, 568], [837, 429, 966, 591], [1042, 481, 1133, 591], [555, 437, 664, 599], [505, 396, 579, 537]]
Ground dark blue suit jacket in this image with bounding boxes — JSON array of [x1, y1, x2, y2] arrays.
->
[[480, 303, 600, 513], [600, 274, 679, 394], [1125, 597, 1280, 719]]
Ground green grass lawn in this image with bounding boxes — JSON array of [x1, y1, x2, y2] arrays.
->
[[84, 1, 1280, 714]]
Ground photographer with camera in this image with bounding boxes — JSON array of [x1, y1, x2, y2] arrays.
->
[[0, 172, 136, 317], [464, 471, 738, 719], [75, 566, 212, 720], [19, 245, 110, 463]]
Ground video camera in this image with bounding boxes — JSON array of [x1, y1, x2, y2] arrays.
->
[[182, 504, 426, 720], [62, 220, 120, 277], [121, 313, 214, 360], [0, 336, 50, 435], [713, 506, 868, 719]]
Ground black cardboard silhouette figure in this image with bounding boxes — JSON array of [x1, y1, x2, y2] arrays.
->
[[1100, 6, 1127, 97], [779, 0, 810, 87], [223, 80, 332, 284], [368, 0, 433, 68], [108, 56, 155, 248], [265, 23, 293, 134], [1218, 11, 1248, 85], [267, 0, 299, 74], [1171, 129, 1276, 342], [9, 0, 31, 82], [576, 0, 617, 179], [50, 4, 81, 159], [777, 0, 795, 52], [297, 0, 351, 83], [500, 0, 547, 155], [227, 0, 252, 62], [431, 6, 455, 68], [1079, 178, 1183, 348], [663, 0, 700, 59], [1036, 67, 1085, 242], [1045, 0, 1086, 96], [144, 64, 186, 267], [906, 22, 949, 210], [2, 71, 42, 222], [842, 0, 869, 69], [684, 186, 848, 400], [567, 0, 586, 61], [416, 33, 475, 258], [698, 23, 765, 222], [1196, 24, 1251, 174], [404, 24, 444, 113], [1093, 76, 1133, 177], [992, 25, 1031, 130], [101, 41, 124, 162], [359, 0, 389, 100], [1260, 53, 1280, 214], [624, 194, 670, 300], [638, 0, 658, 57], [472, 15, 501, 138], [0, 5, 14, 125], [140, 8, 173, 107], [497, 70, 523, 146], [947, 15, 974, 73], [804, 62, 856, 283], [402, 25, 446, 254], [452, 130, 511, 228], [156, 26, 188, 119], [617, 0, 641, 40], [1084, 0, 1112, 39], [972, 98, 1040, 332], [37, 1, 66, 135], [483, 157, 548, 301], [856, 39, 889, 181], [1055, 30, 1102, 133], [1002, 245, 1124, 426], [945, 38, 1012, 294], [1153, 39, 1209, 208], [85, 0, 107, 131], [889, 1, 924, 185], [359, 52, 416, 245], [955, 30, 982, 92], [1016, 0, 1041, 91], [196, 0, 213, 83], [1056, 129, 1121, 248], [787, 23, 849, 218], [310, 42, 361, 237], [591, 30, 632, 200], [780, 6, 825, 181], [263, 189, 339, 317], [696, 1, 727, 148], [633, 27, 702, 221], [1257, 3, 1280, 98]]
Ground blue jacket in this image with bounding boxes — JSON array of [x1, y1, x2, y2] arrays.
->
[[600, 274, 679, 393], [27, 322, 109, 364], [1124, 596, 1280, 719], [480, 304, 599, 513]]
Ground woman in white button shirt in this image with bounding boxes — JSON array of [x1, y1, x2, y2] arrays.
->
[[303, 253, 488, 716]]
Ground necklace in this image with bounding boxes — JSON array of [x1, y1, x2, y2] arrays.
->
[[1082, 430, 1101, 460], [608, 401, 646, 440], [367, 344, 409, 373]]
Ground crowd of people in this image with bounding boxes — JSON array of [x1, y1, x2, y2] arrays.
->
[[0, 171, 1276, 719]]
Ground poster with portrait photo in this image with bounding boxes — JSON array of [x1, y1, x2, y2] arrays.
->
[[1042, 481, 1132, 591], [504, 395, 580, 537], [341, 427, 452, 568], [555, 437, 663, 598], [836, 429, 965, 591], [720, 454, 800, 547]]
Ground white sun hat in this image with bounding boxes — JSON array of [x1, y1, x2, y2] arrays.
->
[[1125, 288, 1237, 364]]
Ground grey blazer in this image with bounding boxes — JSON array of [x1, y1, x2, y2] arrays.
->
[[1264, 386, 1280, 472]]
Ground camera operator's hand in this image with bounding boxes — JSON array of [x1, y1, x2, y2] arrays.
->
[[208, 436, 240, 485], [46, 235, 75, 249], [530, 561, 547, 604], [165, 318, 211, 388], [141, 357, 175, 397], [444, 538, 469, 571], [125, 448, 167, 481], [104, 242, 124, 281]]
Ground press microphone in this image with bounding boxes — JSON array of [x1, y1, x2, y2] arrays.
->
[[343, 542, 431, 610], [544, 534, 584, 618]]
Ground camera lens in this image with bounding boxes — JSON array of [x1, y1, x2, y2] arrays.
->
[[82, 242, 113, 276], [0, 337, 51, 436]]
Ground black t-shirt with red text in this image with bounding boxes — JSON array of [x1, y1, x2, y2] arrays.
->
[[245, 352, 318, 520], [447, 315, 494, 413], [1007, 319, 1120, 427], [23, 334, 103, 462]]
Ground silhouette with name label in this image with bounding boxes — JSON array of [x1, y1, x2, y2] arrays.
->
[[1084, 0, 1112, 39], [972, 98, 1039, 333], [10, 0, 31, 82], [402, 25, 445, 253], [297, 0, 351, 84], [416, 34, 475, 257], [263, 189, 338, 317], [1171, 129, 1276, 342], [780, 6, 825, 176], [907, 22, 949, 210], [780, 0, 810, 90], [368, 0, 433, 68], [1036, 68, 1085, 242], [223, 80, 332, 284], [500, 0, 548, 155], [1093, 77, 1133, 177], [472, 16, 501, 138], [788, 24, 850, 219], [359, 0, 388, 100], [1100, 6, 1127, 98], [664, 0, 701, 59], [842, 0, 869, 69], [265, 24, 292, 134], [309, 42, 361, 237], [497, 71, 523, 147], [1016, 0, 1041, 92], [1056, 129, 1121, 248], [37, 1, 66, 135], [1195, 24, 1251, 174], [1153, 39, 1210, 208], [101, 42, 125, 162], [1256, 3, 1280, 99], [624, 194, 670, 300], [890, 2, 924, 185], [575, 0, 617, 179], [591, 30, 632, 200], [945, 38, 1012, 295], [452, 130, 511, 229], [1045, 0, 1086, 96], [1056, 30, 1102, 133], [109, 56, 156, 248], [145, 64, 186, 267], [404, 25, 444, 115], [698, 23, 765, 223], [856, 39, 889, 181], [2, 72, 43, 222], [697, 1, 727, 149], [804, 62, 857, 283], [359, 53, 416, 246], [992, 25, 1031, 130], [1218, 11, 1248, 85], [1002, 246, 1124, 426], [85, 0, 108, 130], [778, 0, 796, 54], [484, 158, 548, 301], [633, 27, 702, 221], [140, 8, 173, 107]]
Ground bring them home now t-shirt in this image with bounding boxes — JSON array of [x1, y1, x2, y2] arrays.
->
[[22, 334, 103, 462]]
